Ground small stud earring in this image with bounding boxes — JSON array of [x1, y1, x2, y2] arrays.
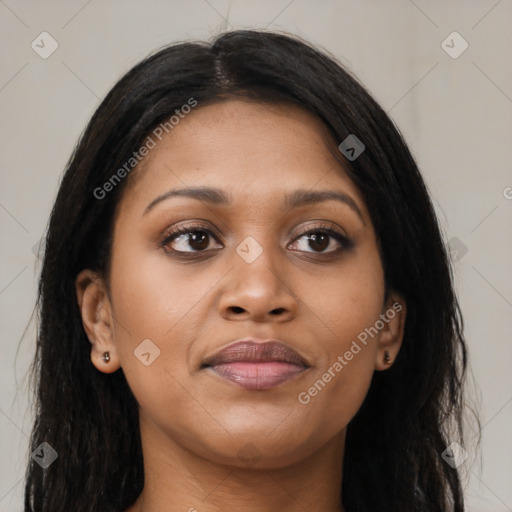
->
[[384, 350, 391, 365], [102, 351, 111, 363]]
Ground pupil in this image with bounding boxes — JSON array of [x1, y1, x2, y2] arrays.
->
[[309, 233, 328, 251], [190, 231, 208, 250]]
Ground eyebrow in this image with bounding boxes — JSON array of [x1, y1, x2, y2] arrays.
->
[[144, 186, 365, 225]]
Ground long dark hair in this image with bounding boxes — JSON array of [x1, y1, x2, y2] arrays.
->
[[24, 29, 473, 511]]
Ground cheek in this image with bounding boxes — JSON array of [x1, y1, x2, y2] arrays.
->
[[107, 247, 206, 421], [294, 349, 375, 448], [107, 239, 204, 379], [306, 242, 385, 346], [292, 246, 384, 428], [108, 237, 215, 338]]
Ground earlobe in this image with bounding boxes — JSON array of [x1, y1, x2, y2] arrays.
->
[[75, 269, 119, 373], [374, 293, 407, 371]]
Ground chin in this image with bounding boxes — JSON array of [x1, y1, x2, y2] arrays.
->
[[200, 434, 320, 470]]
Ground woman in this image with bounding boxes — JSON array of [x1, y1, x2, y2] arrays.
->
[[24, 30, 471, 511]]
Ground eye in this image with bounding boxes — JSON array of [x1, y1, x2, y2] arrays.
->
[[161, 224, 223, 253], [161, 222, 351, 255], [288, 224, 351, 254]]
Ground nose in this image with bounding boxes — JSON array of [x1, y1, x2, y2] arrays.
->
[[218, 248, 298, 323]]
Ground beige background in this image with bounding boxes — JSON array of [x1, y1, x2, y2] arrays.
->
[[1, 1, 511, 510]]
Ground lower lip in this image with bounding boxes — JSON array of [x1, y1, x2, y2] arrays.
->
[[206, 362, 307, 390]]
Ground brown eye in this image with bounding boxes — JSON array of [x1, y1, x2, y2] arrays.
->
[[186, 231, 209, 251], [306, 232, 330, 252], [288, 227, 350, 254], [162, 227, 222, 253]]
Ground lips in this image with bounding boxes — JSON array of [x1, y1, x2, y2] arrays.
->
[[201, 340, 310, 391]]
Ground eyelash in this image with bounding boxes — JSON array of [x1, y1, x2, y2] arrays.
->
[[160, 222, 352, 256]]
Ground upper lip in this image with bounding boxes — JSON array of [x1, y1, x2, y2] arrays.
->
[[202, 339, 310, 368]]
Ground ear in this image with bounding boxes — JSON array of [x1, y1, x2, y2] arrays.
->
[[75, 269, 119, 373], [374, 292, 406, 371]]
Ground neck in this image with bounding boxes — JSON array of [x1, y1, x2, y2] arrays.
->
[[125, 413, 346, 512]]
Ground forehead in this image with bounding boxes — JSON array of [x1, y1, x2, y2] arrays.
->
[[120, 99, 367, 215]]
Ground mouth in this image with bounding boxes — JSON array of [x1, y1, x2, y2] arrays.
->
[[201, 340, 311, 391]]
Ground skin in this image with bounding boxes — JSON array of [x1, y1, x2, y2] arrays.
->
[[76, 99, 406, 512]]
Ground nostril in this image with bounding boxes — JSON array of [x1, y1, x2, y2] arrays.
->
[[229, 306, 245, 314], [271, 308, 286, 315]]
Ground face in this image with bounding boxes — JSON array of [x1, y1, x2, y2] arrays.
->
[[77, 99, 405, 469]]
